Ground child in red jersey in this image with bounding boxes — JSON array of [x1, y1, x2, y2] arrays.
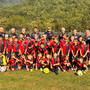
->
[[60, 33, 67, 45], [36, 53, 42, 70], [12, 37, 19, 57], [50, 53, 60, 75], [0, 35, 4, 53], [17, 54, 26, 70], [26, 43, 33, 55], [46, 40, 53, 55], [18, 34, 24, 44], [79, 40, 89, 64], [61, 38, 70, 57], [76, 57, 88, 72], [38, 43, 47, 56], [61, 56, 71, 72], [8, 53, 18, 71], [70, 39, 79, 69], [26, 54, 33, 71], [24, 34, 31, 50], [52, 36, 60, 54], [18, 40, 27, 55], [40, 34, 47, 44], [40, 55, 49, 71], [6, 37, 13, 59]]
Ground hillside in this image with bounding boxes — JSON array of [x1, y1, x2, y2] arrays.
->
[[0, 0, 24, 4], [0, 0, 90, 32]]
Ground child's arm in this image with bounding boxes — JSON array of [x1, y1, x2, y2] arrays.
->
[[84, 64, 88, 71], [83, 50, 89, 57]]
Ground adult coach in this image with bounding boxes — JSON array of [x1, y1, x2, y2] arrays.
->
[[31, 27, 41, 39], [44, 27, 54, 40]]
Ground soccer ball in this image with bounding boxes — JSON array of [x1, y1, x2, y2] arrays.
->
[[0, 66, 6, 72], [30, 69, 33, 72], [43, 68, 50, 74], [77, 70, 83, 76]]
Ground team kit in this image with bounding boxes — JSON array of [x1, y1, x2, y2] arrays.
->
[[0, 27, 90, 76]]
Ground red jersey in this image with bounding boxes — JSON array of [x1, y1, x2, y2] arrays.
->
[[36, 58, 42, 65], [18, 58, 25, 66], [24, 39, 31, 49], [12, 41, 19, 52], [61, 43, 70, 56], [50, 57, 60, 67], [79, 44, 89, 55], [6, 41, 12, 52], [76, 61, 85, 69], [19, 42, 26, 54], [52, 41, 60, 52], [71, 44, 79, 55], [0, 40, 4, 52], [8, 58, 16, 66], [26, 58, 33, 66]]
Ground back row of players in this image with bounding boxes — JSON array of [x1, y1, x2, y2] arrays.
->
[[0, 26, 90, 75]]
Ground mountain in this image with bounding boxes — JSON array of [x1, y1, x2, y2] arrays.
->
[[0, 0, 90, 32]]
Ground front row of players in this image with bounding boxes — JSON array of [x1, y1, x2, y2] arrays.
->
[[0, 51, 89, 75]]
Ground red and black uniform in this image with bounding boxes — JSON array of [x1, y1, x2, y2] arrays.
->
[[76, 61, 86, 71], [6, 41, 12, 58], [41, 58, 49, 68], [50, 57, 60, 74], [12, 41, 19, 57], [0, 40, 4, 52], [38, 46, 47, 55], [79, 43, 89, 64], [61, 60, 70, 71], [71, 44, 79, 60], [18, 58, 25, 66], [50, 57, 60, 67], [52, 41, 60, 53], [61, 42, 70, 56], [24, 39, 31, 49], [18, 42, 26, 54], [60, 38, 65, 45], [26, 58, 33, 69], [8, 58, 16, 69], [40, 39, 47, 45]]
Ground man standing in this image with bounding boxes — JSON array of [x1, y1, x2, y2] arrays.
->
[[31, 27, 41, 39], [44, 27, 54, 40]]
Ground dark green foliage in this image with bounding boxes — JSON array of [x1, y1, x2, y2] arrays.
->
[[0, 0, 90, 32]]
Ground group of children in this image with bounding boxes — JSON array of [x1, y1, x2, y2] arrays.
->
[[0, 27, 90, 75]]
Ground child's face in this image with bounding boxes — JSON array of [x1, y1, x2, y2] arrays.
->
[[27, 55, 32, 59], [0, 37, 2, 41], [9, 37, 12, 42], [0, 52, 2, 55], [74, 40, 78, 44], [65, 56, 68, 60], [34, 35, 38, 39], [79, 37, 82, 41], [19, 34, 23, 39], [14, 38, 18, 42], [54, 53, 57, 57], [79, 58, 83, 63], [5, 35, 8, 40], [38, 54, 42, 58], [11, 55, 15, 58], [70, 36, 74, 41], [41, 44, 44, 48], [46, 54, 50, 58]]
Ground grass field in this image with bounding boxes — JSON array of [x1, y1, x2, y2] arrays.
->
[[0, 70, 90, 90]]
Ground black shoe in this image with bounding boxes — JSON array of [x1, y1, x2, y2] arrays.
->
[[55, 71, 58, 75]]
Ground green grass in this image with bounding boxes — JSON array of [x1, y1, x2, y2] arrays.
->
[[0, 70, 90, 90]]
